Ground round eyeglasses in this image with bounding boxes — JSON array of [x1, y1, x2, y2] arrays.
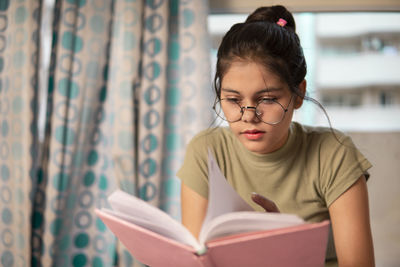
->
[[213, 96, 293, 125]]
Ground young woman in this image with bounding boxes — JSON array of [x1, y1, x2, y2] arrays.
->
[[177, 5, 374, 267]]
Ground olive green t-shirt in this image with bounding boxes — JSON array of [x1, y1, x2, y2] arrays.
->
[[177, 122, 372, 264]]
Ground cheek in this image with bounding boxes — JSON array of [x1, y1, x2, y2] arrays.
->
[[228, 122, 248, 138], [228, 122, 239, 133]]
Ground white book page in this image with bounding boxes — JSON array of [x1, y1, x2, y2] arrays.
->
[[101, 208, 201, 250], [199, 149, 254, 242], [199, 211, 304, 244], [108, 190, 200, 250]]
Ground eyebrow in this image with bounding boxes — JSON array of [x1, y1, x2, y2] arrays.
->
[[221, 87, 283, 95]]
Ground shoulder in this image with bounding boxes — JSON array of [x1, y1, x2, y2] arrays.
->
[[293, 123, 372, 205], [291, 122, 363, 171], [292, 122, 350, 150]]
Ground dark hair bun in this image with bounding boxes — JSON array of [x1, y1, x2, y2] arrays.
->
[[245, 5, 296, 32], [214, 5, 306, 100]]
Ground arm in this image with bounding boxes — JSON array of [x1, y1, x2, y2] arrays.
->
[[329, 176, 375, 267], [181, 182, 208, 238]]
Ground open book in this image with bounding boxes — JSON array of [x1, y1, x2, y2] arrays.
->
[[95, 150, 330, 267]]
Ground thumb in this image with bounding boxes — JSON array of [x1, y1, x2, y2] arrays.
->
[[251, 192, 280, 213]]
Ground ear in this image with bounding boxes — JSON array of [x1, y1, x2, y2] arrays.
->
[[294, 79, 306, 109]]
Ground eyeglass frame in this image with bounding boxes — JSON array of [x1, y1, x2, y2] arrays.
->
[[213, 95, 294, 125]]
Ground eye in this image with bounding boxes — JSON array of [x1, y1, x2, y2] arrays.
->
[[260, 97, 277, 104], [225, 98, 241, 103]]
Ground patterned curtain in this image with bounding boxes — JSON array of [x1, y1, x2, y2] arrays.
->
[[0, 1, 41, 266], [0, 0, 212, 267]]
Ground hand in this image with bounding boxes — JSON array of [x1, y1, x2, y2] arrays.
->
[[251, 193, 280, 213]]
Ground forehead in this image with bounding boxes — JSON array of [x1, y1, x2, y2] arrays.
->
[[221, 61, 288, 93]]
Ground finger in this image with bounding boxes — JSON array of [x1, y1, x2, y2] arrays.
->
[[251, 192, 280, 213]]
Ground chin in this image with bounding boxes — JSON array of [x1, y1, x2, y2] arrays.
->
[[243, 141, 269, 154]]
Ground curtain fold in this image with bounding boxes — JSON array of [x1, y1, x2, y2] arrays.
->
[[1, 0, 213, 266], [0, 1, 41, 266], [32, 0, 119, 266]]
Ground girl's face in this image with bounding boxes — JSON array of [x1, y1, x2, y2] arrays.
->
[[220, 61, 304, 154]]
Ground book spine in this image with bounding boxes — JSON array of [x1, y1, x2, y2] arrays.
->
[[198, 253, 216, 267]]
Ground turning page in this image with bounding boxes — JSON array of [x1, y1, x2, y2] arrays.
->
[[201, 149, 254, 227]]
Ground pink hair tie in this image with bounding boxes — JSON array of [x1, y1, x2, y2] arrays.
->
[[276, 18, 287, 27]]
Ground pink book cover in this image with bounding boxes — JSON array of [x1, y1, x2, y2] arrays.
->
[[95, 209, 329, 267], [95, 209, 210, 267], [206, 220, 330, 267]]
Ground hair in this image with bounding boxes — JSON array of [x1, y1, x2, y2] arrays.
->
[[214, 5, 306, 100]]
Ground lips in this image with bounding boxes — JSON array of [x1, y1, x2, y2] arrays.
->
[[241, 129, 265, 140]]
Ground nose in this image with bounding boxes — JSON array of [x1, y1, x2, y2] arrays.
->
[[241, 106, 259, 122]]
